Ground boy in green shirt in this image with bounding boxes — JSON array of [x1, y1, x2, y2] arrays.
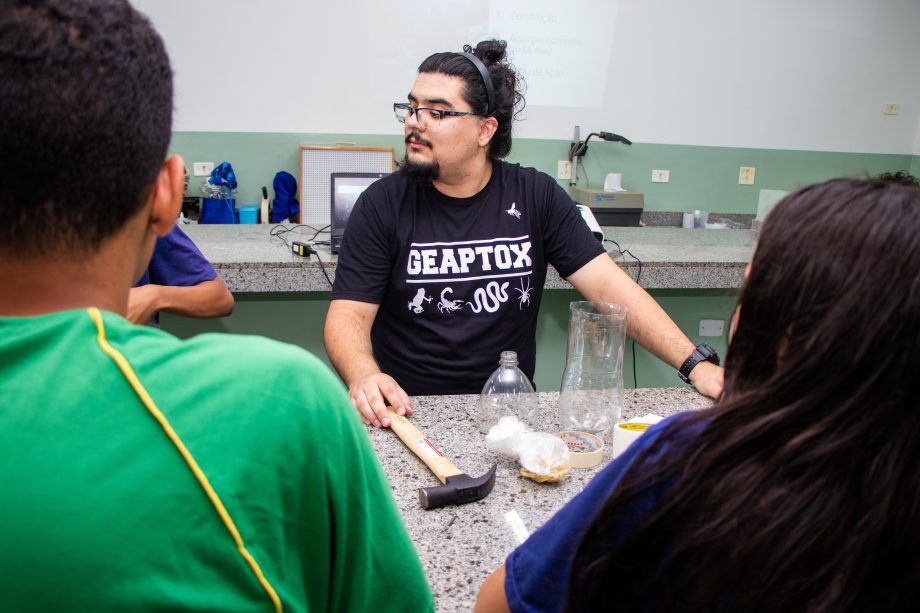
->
[[0, 2, 432, 611]]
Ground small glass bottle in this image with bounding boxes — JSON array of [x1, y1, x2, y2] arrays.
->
[[478, 351, 536, 434]]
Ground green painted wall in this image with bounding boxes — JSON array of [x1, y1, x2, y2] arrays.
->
[[171, 131, 912, 215], [534, 289, 738, 391], [911, 155, 920, 178], [161, 288, 739, 392]]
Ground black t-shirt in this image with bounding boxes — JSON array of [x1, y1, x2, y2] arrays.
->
[[332, 161, 605, 395]]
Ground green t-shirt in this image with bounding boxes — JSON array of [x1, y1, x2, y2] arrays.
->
[[0, 309, 433, 612]]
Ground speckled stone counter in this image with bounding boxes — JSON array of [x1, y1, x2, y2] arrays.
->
[[365, 387, 712, 612], [180, 224, 754, 292]]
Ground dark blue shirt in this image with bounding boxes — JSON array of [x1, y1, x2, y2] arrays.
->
[[505, 411, 709, 612], [134, 225, 217, 326]]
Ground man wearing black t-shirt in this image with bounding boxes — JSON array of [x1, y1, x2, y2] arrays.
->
[[325, 40, 723, 428]]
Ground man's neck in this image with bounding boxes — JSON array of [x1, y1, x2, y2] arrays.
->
[[433, 156, 494, 198], [0, 220, 152, 318], [0, 255, 133, 318]]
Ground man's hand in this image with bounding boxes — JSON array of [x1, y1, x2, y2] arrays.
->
[[689, 361, 724, 399], [126, 284, 162, 325], [568, 255, 728, 399], [325, 299, 414, 428], [347, 373, 412, 428]]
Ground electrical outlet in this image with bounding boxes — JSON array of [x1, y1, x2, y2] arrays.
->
[[557, 160, 572, 180], [699, 319, 725, 337], [193, 162, 214, 177], [884, 103, 900, 115], [739, 166, 756, 185], [651, 169, 670, 183]]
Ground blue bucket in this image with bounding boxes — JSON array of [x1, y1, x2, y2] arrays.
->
[[200, 197, 236, 224], [238, 205, 259, 224]]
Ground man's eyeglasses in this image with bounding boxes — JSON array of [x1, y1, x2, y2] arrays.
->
[[393, 103, 483, 127]]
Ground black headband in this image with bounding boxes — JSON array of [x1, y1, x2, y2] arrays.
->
[[461, 52, 496, 116]]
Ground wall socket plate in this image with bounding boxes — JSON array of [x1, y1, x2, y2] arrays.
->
[[739, 166, 756, 185], [557, 160, 572, 180], [883, 103, 900, 115], [699, 319, 725, 337], [651, 169, 670, 183], [193, 162, 215, 176]]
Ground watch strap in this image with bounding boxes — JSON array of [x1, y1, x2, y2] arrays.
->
[[678, 344, 720, 384]]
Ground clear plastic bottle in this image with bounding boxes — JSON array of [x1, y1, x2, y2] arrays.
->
[[559, 301, 628, 439], [478, 351, 537, 434]]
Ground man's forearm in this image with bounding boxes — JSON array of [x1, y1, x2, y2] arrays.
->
[[324, 300, 413, 424], [568, 255, 695, 369], [323, 304, 382, 386], [155, 279, 234, 319], [606, 267, 695, 369]]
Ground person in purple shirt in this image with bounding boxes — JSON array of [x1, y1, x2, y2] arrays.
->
[[129, 225, 233, 326], [476, 176, 920, 612]]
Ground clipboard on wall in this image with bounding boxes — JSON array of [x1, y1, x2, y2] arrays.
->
[[299, 144, 395, 226]]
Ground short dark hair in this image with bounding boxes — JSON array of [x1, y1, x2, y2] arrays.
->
[[0, 0, 173, 257], [417, 39, 525, 160]]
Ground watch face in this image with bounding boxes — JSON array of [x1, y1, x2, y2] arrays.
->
[[699, 344, 720, 365]]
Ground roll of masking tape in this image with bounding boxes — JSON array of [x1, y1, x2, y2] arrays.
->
[[611, 422, 651, 458], [556, 431, 605, 468]]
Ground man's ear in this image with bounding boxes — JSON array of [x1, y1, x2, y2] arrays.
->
[[149, 155, 185, 237], [478, 117, 499, 148]]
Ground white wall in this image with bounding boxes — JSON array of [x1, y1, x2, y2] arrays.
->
[[135, 0, 920, 154]]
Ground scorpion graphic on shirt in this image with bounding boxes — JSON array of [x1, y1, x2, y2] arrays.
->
[[437, 287, 465, 314]]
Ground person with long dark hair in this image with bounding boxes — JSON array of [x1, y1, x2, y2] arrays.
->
[[476, 176, 920, 612]]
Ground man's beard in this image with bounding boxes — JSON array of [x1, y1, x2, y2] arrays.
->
[[400, 153, 440, 181], [400, 132, 440, 181]]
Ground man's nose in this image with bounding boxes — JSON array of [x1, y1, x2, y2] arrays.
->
[[406, 109, 426, 130]]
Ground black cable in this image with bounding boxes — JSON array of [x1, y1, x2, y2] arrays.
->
[[268, 224, 335, 288], [578, 161, 590, 186], [310, 249, 334, 288], [269, 223, 330, 244], [604, 238, 643, 283], [604, 238, 643, 388]]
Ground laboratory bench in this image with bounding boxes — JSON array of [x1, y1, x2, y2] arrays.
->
[[366, 387, 712, 612], [180, 224, 756, 292], [167, 223, 751, 390]]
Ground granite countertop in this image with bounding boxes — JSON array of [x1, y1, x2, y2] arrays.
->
[[366, 387, 712, 612], [180, 224, 755, 292]]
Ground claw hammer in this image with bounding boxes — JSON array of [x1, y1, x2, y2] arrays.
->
[[386, 408, 497, 509]]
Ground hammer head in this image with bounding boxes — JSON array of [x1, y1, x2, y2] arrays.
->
[[418, 464, 497, 509]]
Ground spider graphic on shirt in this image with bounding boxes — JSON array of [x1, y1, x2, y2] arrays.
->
[[514, 277, 532, 309]]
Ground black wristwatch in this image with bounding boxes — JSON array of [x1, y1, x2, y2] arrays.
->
[[678, 344, 720, 384]]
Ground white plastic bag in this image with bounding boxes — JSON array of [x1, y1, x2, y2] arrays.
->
[[486, 416, 571, 480]]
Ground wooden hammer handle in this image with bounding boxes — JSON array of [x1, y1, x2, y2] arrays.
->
[[387, 408, 463, 484]]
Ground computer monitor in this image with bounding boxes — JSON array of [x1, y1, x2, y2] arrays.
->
[[330, 172, 389, 254]]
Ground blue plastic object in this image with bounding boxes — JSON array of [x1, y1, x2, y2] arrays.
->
[[271, 171, 299, 223], [209, 161, 238, 190], [200, 197, 236, 224], [238, 205, 259, 224]]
